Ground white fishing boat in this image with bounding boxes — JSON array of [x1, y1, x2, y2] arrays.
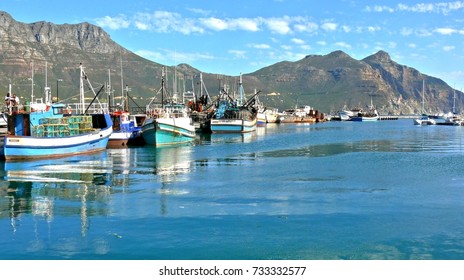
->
[[338, 107, 362, 121], [351, 98, 379, 122], [141, 68, 195, 146], [210, 74, 259, 133], [413, 114, 436, 125]]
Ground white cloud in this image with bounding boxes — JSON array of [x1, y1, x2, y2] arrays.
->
[[231, 18, 261, 32], [264, 17, 292, 34], [281, 45, 292, 50], [317, 41, 327, 46], [367, 1, 464, 15], [229, 50, 247, 59], [300, 45, 311, 50], [291, 38, 305, 44], [95, 15, 130, 30], [342, 25, 351, 32], [334, 42, 352, 48], [200, 17, 261, 32], [294, 22, 318, 33], [249, 44, 271, 49], [365, 5, 395, 12], [408, 43, 417, 48], [321, 22, 337, 31], [367, 26, 380, 32], [443, 45, 455, 51], [416, 28, 433, 37], [133, 11, 204, 34], [435, 27, 457, 35], [200, 17, 229, 31]]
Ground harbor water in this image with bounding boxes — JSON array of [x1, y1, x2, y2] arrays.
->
[[1, 119, 464, 260]]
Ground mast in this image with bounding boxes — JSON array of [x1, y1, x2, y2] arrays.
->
[[8, 84, 12, 114], [239, 73, 243, 106], [173, 65, 177, 102], [107, 69, 113, 108], [31, 62, 34, 103], [421, 79, 425, 114], [161, 67, 165, 108], [44, 62, 51, 104], [120, 57, 124, 105], [79, 64, 85, 114], [200, 73, 203, 98]]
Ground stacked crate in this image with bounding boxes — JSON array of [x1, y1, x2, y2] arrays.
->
[[31, 115, 93, 137]]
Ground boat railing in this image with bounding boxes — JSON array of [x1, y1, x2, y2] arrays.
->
[[66, 102, 109, 114], [146, 103, 190, 119]]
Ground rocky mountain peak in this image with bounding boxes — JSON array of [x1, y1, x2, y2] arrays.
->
[[363, 50, 392, 64], [0, 10, 125, 55], [327, 50, 351, 59]]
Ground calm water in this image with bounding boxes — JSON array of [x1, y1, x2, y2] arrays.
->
[[1, 119, 464, 260]]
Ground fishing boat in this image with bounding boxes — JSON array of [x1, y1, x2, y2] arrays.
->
[[185, 73, 215, 133], [263, 107, 279, 123], [141, 68, 195, 146], [351, 97, 379, 122], [338, 106, 362, 121], [2, 64, 112, 161], [210, 74, 259, 133], [278, 106, 316, 123], [107, 82, 146, 148], [108, 111, 145, 148], [413, 114, 436, 125], [257, 110, 267, 126]]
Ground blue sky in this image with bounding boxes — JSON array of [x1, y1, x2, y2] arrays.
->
[[3, 0, 464, 89]]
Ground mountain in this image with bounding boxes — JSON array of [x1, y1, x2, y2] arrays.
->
[[0, 11, 165, 109], [0, 11, 460, 115], [248, 50, 460, 115]]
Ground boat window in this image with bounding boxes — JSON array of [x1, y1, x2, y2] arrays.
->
[[53, 107, 64, 115]]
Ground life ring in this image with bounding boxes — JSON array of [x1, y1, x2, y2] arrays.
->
[[66, 106, 72, 114]]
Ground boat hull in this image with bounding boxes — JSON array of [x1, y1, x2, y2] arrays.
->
[[351, 116, 379, 122], [210, 118, 257, 133], [108, 130, 144, 148], [142, 117, 195, 146], [3, 127, 112, 161]]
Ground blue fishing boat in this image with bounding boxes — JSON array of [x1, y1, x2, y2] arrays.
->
[[210, 74, 259, 133], [3, 104, 112, 161], [108, 111, 145, 148], [2, 64, 112, 161], [141, 68, 195, 146]]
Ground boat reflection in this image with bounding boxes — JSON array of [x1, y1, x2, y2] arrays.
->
[[152, 145, 194, 215], [0, 152, 114, 236], [209, 131, 257, 144]]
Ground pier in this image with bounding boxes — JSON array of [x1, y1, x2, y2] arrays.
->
[[378, 115, 399, 120]]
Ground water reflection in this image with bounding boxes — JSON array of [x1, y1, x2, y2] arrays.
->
[[209, 132, 257, 144], [0, 152, 114, 236], [150, 145, 194, 215], [255, 128, 464, 159]]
